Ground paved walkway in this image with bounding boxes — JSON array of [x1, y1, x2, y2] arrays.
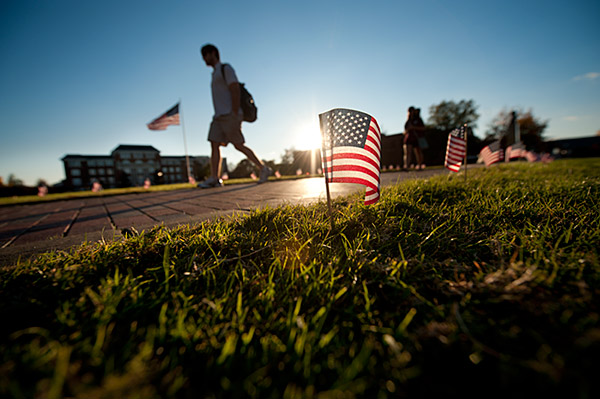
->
[[0, 168, 460, 265]]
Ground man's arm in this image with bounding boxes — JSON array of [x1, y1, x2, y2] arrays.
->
[[229, 82, 240, 117]]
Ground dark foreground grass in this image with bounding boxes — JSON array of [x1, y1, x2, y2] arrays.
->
[[1, 159, 599, 398]]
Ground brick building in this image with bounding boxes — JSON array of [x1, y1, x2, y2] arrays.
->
[[61, 145, 221, 190]]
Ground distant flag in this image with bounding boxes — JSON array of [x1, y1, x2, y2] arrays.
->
[[525, 150, 540, 162], [541, 153, 555, 163], [506, 142, 526, 161], [480, 140, 504, 166], [147, 103, 180, 130], [319, 108, 381, 205], [444, 126, 467, 173], [250, 172, 258, 180]]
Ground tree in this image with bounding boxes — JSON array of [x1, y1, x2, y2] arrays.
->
[[427, 99, 480, 131], [7, 174, 23, 187], [230, 159, 258, 179], [280, 148, 295, 165], [486, 109, 548, 151]]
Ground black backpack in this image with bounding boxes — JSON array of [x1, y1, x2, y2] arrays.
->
[[221, 64, 257, 122]]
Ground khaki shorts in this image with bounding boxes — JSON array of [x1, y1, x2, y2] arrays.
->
[[208, 114, 245, 145]]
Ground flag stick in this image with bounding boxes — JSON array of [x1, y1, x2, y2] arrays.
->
[[179, 100, 192, 183], [324, 166, 334, 230], [464, 123, 468, 182], [322, 129, 335, 230]]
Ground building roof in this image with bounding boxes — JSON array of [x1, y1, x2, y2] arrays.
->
[[111, 145, 160, 154], [61, 154, 112, 160]]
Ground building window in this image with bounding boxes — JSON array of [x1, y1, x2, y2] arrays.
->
[[71, 168, 81, 176], [89, 168, 97, 176], [69, 160, 81, 167], [107, 168, 113, 175], [72, 178, 82, 186], [99, 168, 105, 175]]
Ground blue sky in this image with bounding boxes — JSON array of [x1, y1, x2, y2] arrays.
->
[[1, 0, 598, 186]]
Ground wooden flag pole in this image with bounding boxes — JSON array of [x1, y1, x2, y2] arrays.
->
[[464, 124, 468, 182], [179, 100, 192, 183], [324, 163, 334, 230], [321, 119, 335, 230]]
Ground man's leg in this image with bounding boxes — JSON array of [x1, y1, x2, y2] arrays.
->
[[211, 141, 222, 178], [233, 143, 263, 169], [233, 142, 272, 183], [406, 144, 413, 168]]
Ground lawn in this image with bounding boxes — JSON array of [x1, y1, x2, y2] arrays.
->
[[1, 159, 598, 398]]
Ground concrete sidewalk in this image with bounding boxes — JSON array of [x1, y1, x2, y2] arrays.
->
[[0, 168, 458, 265]]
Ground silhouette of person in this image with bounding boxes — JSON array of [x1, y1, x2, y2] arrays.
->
[[198, 44, 272, 188], [413, 108, 426, 169], [404, 107, 425, 169]]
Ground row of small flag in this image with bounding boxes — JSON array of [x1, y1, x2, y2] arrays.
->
[[147, 104, 550, 208], [444, 126, 554, 172]]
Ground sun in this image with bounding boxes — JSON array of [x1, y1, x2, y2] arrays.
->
[[293, 119, 322, 151]]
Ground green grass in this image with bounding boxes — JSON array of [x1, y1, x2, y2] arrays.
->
[[1, 159, 599, 398]]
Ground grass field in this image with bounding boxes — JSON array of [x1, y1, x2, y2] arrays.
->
[[1, 159, 598, 398]]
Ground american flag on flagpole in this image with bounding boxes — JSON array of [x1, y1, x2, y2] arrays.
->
[[480, 140, 504, 166], [444, 126, 467, 173], [319, 108, 381, 205], [147, 103, 180, 130]]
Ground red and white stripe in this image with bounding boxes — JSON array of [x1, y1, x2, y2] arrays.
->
[[444, 133, 466, 173], [147, 114, 180, 130], [481, 146, 504, 166]]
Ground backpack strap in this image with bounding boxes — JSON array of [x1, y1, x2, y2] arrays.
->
[[221, 63, 227, 83]]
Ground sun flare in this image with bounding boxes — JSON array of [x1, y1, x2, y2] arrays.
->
[[293, 119, 322, 151]]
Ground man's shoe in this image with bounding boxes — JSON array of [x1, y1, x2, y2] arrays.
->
[[198, 176, 223, 188], [258, 166, 273, 184]]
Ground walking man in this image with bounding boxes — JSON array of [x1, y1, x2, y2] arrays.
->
[[198, 44, 272, 188]]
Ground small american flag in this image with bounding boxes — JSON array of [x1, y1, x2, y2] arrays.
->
[[319, 108, 381, 205], [444, 126, 466, 173], [541, 153, 554, 163], [525, 150, 540, 162], [147, 103, 180, 130], [506, 142, 526, 161], [480, 140, 504, 166]]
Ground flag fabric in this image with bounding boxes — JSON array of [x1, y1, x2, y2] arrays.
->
[[506, 142, 526, 161], [147, 103, 180, 130], [444, 126, 467, 173], [319, 108, 382, 205], [480, 140, 504, 166], [525, 150, 540, 162], [541, 153, 555, 163]]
